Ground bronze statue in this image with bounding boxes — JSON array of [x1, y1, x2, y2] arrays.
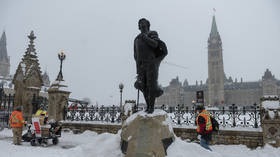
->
[[134, 18, 167, 113]]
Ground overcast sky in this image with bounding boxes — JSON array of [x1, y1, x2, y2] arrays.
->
[[1, 0, 280, 105]]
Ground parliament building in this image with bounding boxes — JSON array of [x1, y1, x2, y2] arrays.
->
[[156, 16, 280, 107]]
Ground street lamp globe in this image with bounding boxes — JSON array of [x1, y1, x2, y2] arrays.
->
[[119, 83, 124, 90], [58, 50, 66, 60], [192, 100, 196, 104], [56, 50, 66, 81]]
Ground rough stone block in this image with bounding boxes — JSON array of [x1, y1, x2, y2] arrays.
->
[[121, 110, 175, 157]]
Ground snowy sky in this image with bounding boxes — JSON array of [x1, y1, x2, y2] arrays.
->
[[0, 0, 280, 105]]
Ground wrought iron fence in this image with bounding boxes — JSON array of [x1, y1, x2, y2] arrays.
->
[[0, 89, 48, 128], [65, 103, 262, 129], [0, 93, 14, 128], [161, 104, 261, 129], [65, 105, 122, 123]]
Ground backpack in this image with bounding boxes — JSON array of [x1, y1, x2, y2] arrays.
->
[[211, 116, 219, 132], [155, 39, 168, 61]]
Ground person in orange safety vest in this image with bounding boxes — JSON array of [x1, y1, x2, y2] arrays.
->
[[196, 104, 213, 151], [9, 106, 26, 145]]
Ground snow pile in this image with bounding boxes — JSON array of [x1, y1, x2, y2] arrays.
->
[[262, 101, 280, 109], [167, 137, 280, 157], [1, 128, 280, 157], [167, 137, 223, 157], [66, 132, 121, 157], [123, 103, 133, 116], [162, 113, 174, 134], [50, 80, 70, 92], [124, 109, 166, 125], [268, 111, 275, 119], [0, 129, 122, 157], [0, 128, 13, 137]]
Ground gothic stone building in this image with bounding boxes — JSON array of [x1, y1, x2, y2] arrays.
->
[[156, 16, 280, 107], [0, 31, 51, 93]]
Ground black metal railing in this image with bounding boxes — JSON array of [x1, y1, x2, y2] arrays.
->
[[65, 105, 122, 123], [161, 103, 261, 129], [0, 90, 48, 128], [0, 94, 14, 128], [65, 104, 262, 129]]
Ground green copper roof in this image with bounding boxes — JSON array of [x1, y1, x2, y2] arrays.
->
[[210, 16, 219, 37]]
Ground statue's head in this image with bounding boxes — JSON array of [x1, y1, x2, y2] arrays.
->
[[138, 18, 150, 33]]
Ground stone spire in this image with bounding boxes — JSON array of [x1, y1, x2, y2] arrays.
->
[[210, 16, 219, 38], [262, 69, 275, 80], [0, 31, 8, 61], [13, 31, 43, 87], [262, 69, 277, 96], [42, 70, 50, 87], [24, 31, 37, 58], [0, 31, 10, 76], [183, 79, 189, 87], [0, 31, 7, 45]]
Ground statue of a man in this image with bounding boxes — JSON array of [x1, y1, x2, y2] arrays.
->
[[134, 18, 167, 113]]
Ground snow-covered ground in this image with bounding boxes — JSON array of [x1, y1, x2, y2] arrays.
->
[[0, 128, 279, 157]]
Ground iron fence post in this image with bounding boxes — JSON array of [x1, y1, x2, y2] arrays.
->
[[193, 105, 197, 126], [177, 104, 181, 125], [254, 103, 258, 128], [232, 104, 236, 127], [111, 105, 115, 123]]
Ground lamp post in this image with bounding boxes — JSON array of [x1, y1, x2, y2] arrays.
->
[[119, 83, 124, 112], [56, 50, 66, 81]]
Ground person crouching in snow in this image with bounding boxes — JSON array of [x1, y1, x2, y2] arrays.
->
[[196, 104, 213, 151], [9, 106, 26, 145]]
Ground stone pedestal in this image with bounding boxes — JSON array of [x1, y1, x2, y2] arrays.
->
[[121, 110, 175, 157], [262, 111, 280, 147], [261, 96, 280, 147], [47, 81, 70, 121]]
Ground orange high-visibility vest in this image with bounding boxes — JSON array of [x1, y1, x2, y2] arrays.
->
[[196, 110, 213, 132], [9, 111, 24, 127]]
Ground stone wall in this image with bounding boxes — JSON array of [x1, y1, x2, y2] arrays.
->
[[174, 128, 263, 148], [62, 122, 263, 148], [62, 122, 121, 134]]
